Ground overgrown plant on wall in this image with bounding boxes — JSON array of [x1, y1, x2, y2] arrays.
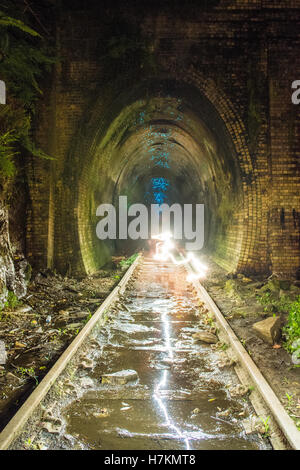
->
[[0, 3, 55, 186]]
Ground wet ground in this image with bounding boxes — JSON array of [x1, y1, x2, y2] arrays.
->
[[0, 258, 126, 431], [201, 258, 300, 426], [20, 257, 269, 450]]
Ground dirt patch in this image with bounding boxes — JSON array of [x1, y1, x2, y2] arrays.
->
[[201, 258, 300, 430], [0, 256, 131, 431]]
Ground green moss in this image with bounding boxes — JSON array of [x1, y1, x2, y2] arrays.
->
[[119, 253, 138, 269]]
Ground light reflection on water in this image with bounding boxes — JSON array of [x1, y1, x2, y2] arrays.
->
[[153, 306, 191, 450]]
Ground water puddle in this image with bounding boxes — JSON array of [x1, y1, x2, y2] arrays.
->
[[57, 260, 269, 449]]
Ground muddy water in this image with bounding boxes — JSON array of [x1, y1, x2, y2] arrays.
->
[[58, 259, 268, 450]]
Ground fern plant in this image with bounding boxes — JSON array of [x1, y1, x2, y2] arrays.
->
[[283, 297, 300, 353], [0, 5, 55, 179]]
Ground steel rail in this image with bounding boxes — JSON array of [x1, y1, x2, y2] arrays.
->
[[187, 267, 300, 450], [0, 254, 141, 450]]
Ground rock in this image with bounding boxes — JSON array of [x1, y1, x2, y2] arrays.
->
[[101, 369, 138, 385], [229, 384, 249, 397], [252, 316, 281, 345], [218, 356, 235, 369], [242, 416, 266, 435], [192, 331, 218, 344], [0, 340, 7, 365], [41, 420, 62, 434], [15, 305, 32, 314]]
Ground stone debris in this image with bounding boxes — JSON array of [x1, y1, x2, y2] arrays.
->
[[242, 416, 266, 435], [229, 384, 249, 397], [252, 316, 281, 345], [101, 369, 138, 385], [41, 420, 62, 434], [217, 354, 236, 369], [41, 410, 63, 434], [14, 305, 32, 314], [192, 331, 218, 344]]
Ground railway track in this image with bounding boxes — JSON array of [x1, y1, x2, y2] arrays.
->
[[0, 254, 299, 450]]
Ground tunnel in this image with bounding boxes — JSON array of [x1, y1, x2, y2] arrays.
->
[[55, 77, 261, 277]]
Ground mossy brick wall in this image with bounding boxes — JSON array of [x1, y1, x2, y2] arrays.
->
[[27, 1, 300, 278]]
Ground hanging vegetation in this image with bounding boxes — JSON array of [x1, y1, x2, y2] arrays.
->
[[0, 3, 55, 181]]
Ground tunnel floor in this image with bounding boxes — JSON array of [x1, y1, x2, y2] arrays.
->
[[22, 258, 269, 450]]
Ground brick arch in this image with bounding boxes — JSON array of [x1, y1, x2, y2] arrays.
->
[[53, 72, 267, 276]]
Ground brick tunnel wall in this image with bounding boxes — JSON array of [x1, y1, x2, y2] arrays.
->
[[26, 0, 300, 278]]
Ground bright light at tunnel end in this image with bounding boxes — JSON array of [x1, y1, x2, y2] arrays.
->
[[152, 231, 208, 282]]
